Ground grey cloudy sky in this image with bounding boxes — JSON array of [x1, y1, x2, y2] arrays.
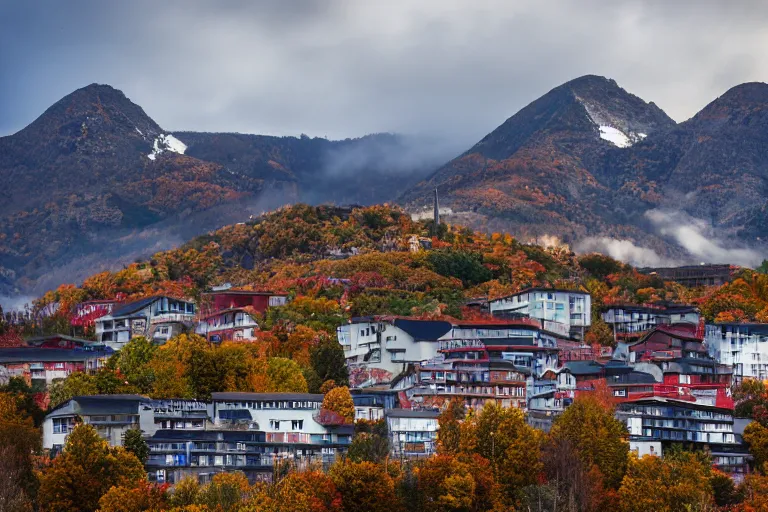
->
[[1, 0, 767, 146]]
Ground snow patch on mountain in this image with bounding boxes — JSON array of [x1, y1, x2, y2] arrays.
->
[[598, 126, 631, 148], [576, 95, 648, 148], [147, 133, 187, 160]]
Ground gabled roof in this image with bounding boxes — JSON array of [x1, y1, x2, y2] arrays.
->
[[110, 296, 160, 317], [109, 295, 194, 318], [393, 318, 452, 341]]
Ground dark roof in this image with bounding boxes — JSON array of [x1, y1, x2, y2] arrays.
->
[[385, 409, 440, 418], [211, 392, 324, 402], [393, 318, 452, 340], [710, 323, 768, 335], [0, 347, 112, 363], [110, 296, 160, 317], [563, 360, 605, 375], [606, 371, 658, 385], [25, 334, 102, 346], [48, 394, 150, 416]]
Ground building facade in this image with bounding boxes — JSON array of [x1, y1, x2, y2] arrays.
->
[[489, 288, 591, 339], [0, 346, 112, 391], [95, 296, 196, 350], [196, 308, 260, 343], [705, 323, 768, 383]]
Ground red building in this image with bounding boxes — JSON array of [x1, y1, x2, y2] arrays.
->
[[71, 300, 120, 328], [202, 290, 288, 316]]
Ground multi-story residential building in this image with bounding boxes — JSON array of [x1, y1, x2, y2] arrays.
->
[[601, 303, 700, 340], [95, 296, 196, 350], [412, 319, 562, 410], [642, 264, 733, 288], [705, 323, 768, 383], [43, 392, 354, 484], [44, 394, 155, 450], [489, 288, 591, 339], [147, 392, 352, 484], [196, 308, 260, 343], [0, 346, 112, 392], [386, 409, 439, 458], [351, 390, 397, 422], [201, 289, 288, 317], [338, 317, 453, 388]]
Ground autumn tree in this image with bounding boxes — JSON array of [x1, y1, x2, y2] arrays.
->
[[549, 395, 629, 489], [111, 336, 157, 394], [321, 386, 355, 424], [347, 420, 390, 464], [437, 398, 465, 455], [0, 393, 40, 509], [168, 476, 201, 508], [97, 480, 169, 512], [416, 454, 500, 512], [37, 424, 145, 512], [617, 451, 714, 512], [584, 318, 615, 347], [245, 468, 343, 512], [265, 357, 308, 393], [743, 421, 768, 472], [196, 472, 250, 512], [329, 460, 400, 512], [311, 337, 349, 388], [48, 371, 98, 408]]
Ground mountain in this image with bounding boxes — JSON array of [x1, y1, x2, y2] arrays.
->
[[599, 82, 768, 238], [0, 85, 446, 296], [401, 75, 767, 266]]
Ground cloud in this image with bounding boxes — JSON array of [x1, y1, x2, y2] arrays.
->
[[2, 0, 768, 144], [644, 209, 762, 267], [577, 208, 764, 268], [576, 237, 675, 268]]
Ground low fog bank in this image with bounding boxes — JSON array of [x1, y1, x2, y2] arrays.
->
[[577, 208, 764, 268]]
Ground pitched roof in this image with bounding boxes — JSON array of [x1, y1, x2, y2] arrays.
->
[[110, 296, 161, 317], [393, 318, 452, 340]]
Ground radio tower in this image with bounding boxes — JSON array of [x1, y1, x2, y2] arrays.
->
[[433, 188, 440, 236]]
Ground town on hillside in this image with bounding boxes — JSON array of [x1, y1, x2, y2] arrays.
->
[[2, 202, 768, 510]]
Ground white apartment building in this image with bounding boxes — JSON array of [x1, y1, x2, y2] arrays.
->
[[489, 288, 591, 339], [95, 296, 196, 350], [337, 317, 452, 388], [705, 323, 768, 382]]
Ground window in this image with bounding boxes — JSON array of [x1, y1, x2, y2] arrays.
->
[[214, 456, 224, 466], [52, 418, 71, 434], [291, 420, 304, 430], [613, 389, 626, 397], [270, 420, 280, 430]]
